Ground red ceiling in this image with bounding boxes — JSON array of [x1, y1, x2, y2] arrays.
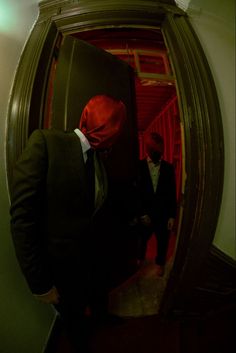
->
[[72, 28, 177, 132]]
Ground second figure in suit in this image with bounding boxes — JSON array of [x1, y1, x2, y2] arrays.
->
[[137, 132, 177, 276]]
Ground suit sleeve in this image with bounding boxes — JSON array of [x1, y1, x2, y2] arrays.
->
[[10, 130, 53, 294]]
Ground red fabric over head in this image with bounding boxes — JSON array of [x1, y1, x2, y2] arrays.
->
[[79, 95, 127, 149], [143, 131, 164, 158]]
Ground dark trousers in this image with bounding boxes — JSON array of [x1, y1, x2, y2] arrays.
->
[[52, 257, 109, 352], [137, 222, 170, 266]]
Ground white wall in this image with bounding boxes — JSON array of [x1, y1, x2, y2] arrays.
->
[[0, 1, 55, 353], [183, 0, 235, 259]]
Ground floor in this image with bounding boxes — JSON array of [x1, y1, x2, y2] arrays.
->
[[46, 235, 236, 353], [48, 258, 178, 353], [108, 259, 171, 317]]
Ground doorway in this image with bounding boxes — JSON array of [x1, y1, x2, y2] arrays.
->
[[7, 0, 224, 317], [42, 27, 183, 315]]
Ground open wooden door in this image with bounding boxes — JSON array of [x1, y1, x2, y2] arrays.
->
[[48, 35, 138, 178], [47, 35, 139, 287]]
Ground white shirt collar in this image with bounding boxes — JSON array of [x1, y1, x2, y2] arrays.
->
[[147, 156, 161, 167], [74, 128, 91, 154]]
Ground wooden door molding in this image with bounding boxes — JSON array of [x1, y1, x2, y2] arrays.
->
[[160, 14, 224, 315], [6, 0, 224, 316]]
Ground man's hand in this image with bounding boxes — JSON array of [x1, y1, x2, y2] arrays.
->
[[34, 286, 60, 305], [129, 217, 138, 226], [140, 214, 152, 226], [167, 218, 175, 231]]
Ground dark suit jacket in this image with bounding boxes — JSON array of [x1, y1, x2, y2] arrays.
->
[[138, 159, 177, 225], [10, 129, 107, 294]]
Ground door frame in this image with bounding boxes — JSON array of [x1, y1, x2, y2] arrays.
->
[[6, 0, 224, 316]]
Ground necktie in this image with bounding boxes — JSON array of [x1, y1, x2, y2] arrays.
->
[[86, 149, 95, 212]]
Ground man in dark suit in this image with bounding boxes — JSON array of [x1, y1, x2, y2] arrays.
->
[[137, 132, 177, 276], [10, 95, 127, 352]]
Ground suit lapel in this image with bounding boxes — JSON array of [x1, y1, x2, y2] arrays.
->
[[93, 152, 108, 215], [64, 132, 90, 206]]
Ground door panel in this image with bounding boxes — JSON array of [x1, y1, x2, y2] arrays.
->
[[52, 35, 138, 179]]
